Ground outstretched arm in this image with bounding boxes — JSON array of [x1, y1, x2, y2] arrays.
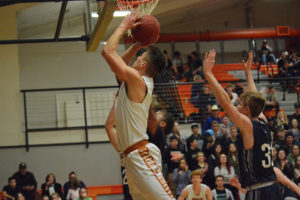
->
[[274, 167, 300, 196], [203, 50, 253, 149], [105, 100, 119, 152], [243, 51, 267, 121]]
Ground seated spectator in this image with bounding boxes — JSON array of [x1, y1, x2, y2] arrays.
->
[[220, 116, 232, 138], [260, 40, 276, 64], [202, 105, 221, 133], [173, 158, 191, 198], [227, 143, 240, 180], [225, 84, 238, 105], [287, 144, 300, 167], [12, 162, 39, 200], [166, 136, 184, 196], [207, 143, 223, 188], [288, 118, 300, 141], [212, 121, 226, 148], [267, 117, 278, 139], [41, 195, 50, 200], [185, 139, 201, 169], [275, 149, 294, 180], [277, 110, 289, 131], [211, 175, 234, 200], [224, 126, 239, 151], [186, 123, 204, 151], [41, 173, 63, 199], [178, 169, 212, 200], [284, 132, 295, 155], [198, 86, 216, 124], [163, 50, 174, 77], [63, 172, 86, 200], [16, 193, 25, 200], [214, 154, 237, 200], [169, 131, 187, 153], [51, 193, 62, 200], [203, 130, 215, 158], [193, 152, 209, 186], [172, 51, 185, 80], [214, 154, 235, 186], [233, 82, 244, 97], [77, 188, 92, 200], [294, 156, 300, 180], [2, 177, 20, 200], [273, 128, 286, 150], [289, 103, 300, 125], [190, 75, 205, 108], [263, 85, 280, 114], [190, 51, 204, 79]]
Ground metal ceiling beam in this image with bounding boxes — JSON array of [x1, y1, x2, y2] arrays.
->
[[86, 0, 117, 52], [0, 0, 104, 7], [54, 0, 68, 40], [0, 36, 88, 44]]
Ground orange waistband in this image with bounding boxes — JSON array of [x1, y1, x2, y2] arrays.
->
[[124, 140, 149, 157]]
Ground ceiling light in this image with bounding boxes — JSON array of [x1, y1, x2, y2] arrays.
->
[[91, 10, 131, 18]]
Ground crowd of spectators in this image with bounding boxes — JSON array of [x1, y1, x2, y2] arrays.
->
[[2, 164, 90, 200], [149, 100, 300, 199]]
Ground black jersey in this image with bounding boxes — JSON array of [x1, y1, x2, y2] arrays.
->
[[237, 118, 276, 188]]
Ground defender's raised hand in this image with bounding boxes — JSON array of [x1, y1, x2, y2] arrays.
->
[[243, 50, 253, 72], [203, 49, 216, 74]]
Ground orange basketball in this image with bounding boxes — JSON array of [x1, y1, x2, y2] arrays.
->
[[132, 15, 160, 45]]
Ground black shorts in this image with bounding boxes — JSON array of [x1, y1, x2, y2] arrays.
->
[[245, 183, 283, 200]]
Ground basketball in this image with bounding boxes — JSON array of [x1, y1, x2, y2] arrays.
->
[[132, 15, 160, 45]]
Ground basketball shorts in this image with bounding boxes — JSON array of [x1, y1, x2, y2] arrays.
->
[[124, 142, 175, 200], [245, 183, 283, 200]]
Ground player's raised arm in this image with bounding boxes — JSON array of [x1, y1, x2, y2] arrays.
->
[[243, 51, 267, 121], [203, 50, 254, 149], [101, 10, 142, 84], [121, 43, 146, 65]]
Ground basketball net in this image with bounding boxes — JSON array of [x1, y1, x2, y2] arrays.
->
[[117, 0, 159, 36], [117, 0, 159, 15]]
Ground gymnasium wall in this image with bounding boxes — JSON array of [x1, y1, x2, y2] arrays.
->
[[0, 143, 122, 189]]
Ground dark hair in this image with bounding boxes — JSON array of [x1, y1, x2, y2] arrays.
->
[[217, 153, 232, 174], [191, 51, 199, 58], [145, 46, 166, 77], [215, 175, 225, 180], [162, 112, 175, 135], [8, 177, 15, 183], [174, 51, 181, 57], [45, 173, 56, 183], [69, 171, 76, 177]]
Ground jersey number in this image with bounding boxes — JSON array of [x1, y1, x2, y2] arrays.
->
[[261, 144, 272, 168]]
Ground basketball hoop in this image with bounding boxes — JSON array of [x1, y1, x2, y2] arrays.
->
[[117, 0, 159, 15]]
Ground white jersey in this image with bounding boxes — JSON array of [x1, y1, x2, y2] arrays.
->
[[186, 184, 208, 200], [115, 76, 153, 152]]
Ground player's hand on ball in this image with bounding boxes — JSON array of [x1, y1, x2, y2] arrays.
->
[[121, 9, 141, 30]]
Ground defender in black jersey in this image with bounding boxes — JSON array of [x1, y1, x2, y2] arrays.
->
[[204, 50, 282, 200]]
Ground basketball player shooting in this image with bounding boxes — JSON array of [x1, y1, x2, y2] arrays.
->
[[203, 50, 282, 200], [102, 10, 175, 200]]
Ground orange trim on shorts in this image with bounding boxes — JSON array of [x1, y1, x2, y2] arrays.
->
[[138, 145, 175, 199]]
